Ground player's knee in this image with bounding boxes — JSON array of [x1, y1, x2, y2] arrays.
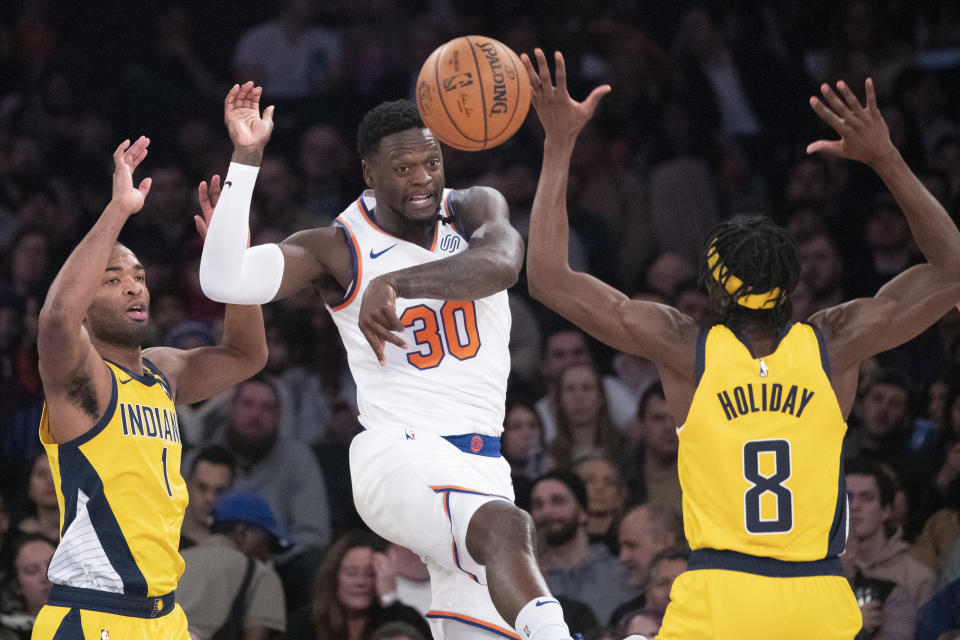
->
[[467, 500, 535, 563]]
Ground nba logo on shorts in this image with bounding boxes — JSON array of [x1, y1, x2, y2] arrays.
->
[[470, 435, 483, 453], [100, 631, 109, 640]]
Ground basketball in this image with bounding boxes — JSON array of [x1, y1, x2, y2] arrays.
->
[[416, 36, 532, 151]]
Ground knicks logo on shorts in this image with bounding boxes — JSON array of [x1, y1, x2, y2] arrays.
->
[[470, 435, 483, 453]]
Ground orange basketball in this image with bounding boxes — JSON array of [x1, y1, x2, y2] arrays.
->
[[416, 36, 532, 151]]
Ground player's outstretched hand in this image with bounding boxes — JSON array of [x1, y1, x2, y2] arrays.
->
[[111, 137, 152, 215], [359, 276, 408, 366], [807, 79, 896, 167], [224, 81, 275, 151], [520, 48, 610, 144], [194, 175, 221, 241]]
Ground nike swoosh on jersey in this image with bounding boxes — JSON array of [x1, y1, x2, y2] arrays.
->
[[370, 244, 398, 259], [223, 180, 232, 189], [535, 599, 559, 607], [119, 377, 134, 385]]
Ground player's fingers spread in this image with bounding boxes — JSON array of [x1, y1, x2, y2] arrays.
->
[[820, 83, 850, 117], [835, 80, 864, 114], [534, 48, 552, 87], [554, 51, 567, 93], [809, 97, 844, 128], [114, 139, 130, 160], [382, 331, 407, 350], [806, 140, 841, 156], [865, 78, 879, 113], [520, 53, 540, 89], [584, 85, 612, 112]]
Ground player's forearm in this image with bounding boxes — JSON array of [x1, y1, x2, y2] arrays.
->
[[872, 150, 960, 275], [199, 162, 284, 303], [218, 303, 268, 374], [527, 137, 577, 303], [382, 240, 521, 300], [39, 202, 130, 326]]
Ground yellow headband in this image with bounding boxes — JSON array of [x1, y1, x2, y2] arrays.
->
[[707, 243, 782, 311]]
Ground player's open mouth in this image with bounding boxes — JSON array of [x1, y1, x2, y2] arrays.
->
[[407, 193, 434, 209], [126, 304, 148, 321]]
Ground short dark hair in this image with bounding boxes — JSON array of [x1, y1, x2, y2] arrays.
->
[[356, 100, 424, 159], [371, 622, 427, 640], [699, 215, 800, 333], [637, 382, 665, 420], [532, 470, 588, 511], [845, 457, 896, 507], [648, 545, 690, 576], [188, 445, 236, 479]]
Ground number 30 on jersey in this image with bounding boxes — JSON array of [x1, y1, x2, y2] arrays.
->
[[400, 301, 480, 369]]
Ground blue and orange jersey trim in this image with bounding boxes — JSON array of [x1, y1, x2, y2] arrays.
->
[[357, 192, 443, 251], [430, 485, 511, 583], [330, 217, 363, 311], [441, 190, 460, 236], [426, 610, 521, 639]]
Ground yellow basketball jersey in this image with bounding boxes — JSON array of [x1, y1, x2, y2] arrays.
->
[[39, 358, 188, 597], [679, 323, 847, 562]]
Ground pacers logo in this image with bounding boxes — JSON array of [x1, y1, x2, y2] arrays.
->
[[470, 435, 483, 453], [100, 631, 109, 640]]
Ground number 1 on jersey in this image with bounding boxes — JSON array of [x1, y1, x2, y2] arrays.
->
[[161, 446, 173, 498], [743, 439, 793, 534]]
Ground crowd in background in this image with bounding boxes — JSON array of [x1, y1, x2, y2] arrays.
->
[[2, 0, 960, 638]]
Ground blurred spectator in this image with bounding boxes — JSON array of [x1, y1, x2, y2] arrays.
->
[[370, 621, 425, 640], [621, 609, 661, 638], [177, 492, 288, 640], [916, 578, 960, 640], [640, 547, 688, 617], [551, 363, 630, 471], [284, 530, 429, 640], [535, 328, 638, 444], [0, 533, 54, 640], [530, 470, 634, 624], [232, 0, 343, 98], [623, 383, 682, 517], [215, 377, 332, 555], [180, 445, 235, 549], [798, 231, 845, 314], [385, 544, 429, 617], [574, 456, 626, 555], [845, 458, 935, 614], [15, 453, 58, 544], [610, 505, 685, 626], [502, 403, 553, 511], [297, 124, 354, 225]]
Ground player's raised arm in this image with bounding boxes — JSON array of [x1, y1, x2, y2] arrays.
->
[[522, 49, 696, 362], [143, 176, 268, 405], [807, 79, 960, 375], [37, 137, 152, 441], [199, 82, 341, 304]]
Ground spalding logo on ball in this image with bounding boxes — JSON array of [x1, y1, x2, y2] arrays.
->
[[417, 36, 532, 151]]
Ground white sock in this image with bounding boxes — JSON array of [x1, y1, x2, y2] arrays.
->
[[513, 596, 572, 640]]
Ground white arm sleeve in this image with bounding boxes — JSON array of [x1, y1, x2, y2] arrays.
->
[[199, 162, 285, 304]]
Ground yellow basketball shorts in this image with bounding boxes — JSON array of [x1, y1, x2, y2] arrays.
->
[[32, 586, 189, 640], [657, 551, 862, 640]]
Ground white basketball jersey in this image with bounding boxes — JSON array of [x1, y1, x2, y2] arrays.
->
[[327, 189, 511, 437]]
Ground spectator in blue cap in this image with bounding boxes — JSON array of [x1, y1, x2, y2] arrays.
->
[[177, 492, 288, 640]]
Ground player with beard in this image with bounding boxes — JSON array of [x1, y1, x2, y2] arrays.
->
[[32, 136, 267, 639], [200, 83, 585, 640], [530, 471, 634, 625]]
